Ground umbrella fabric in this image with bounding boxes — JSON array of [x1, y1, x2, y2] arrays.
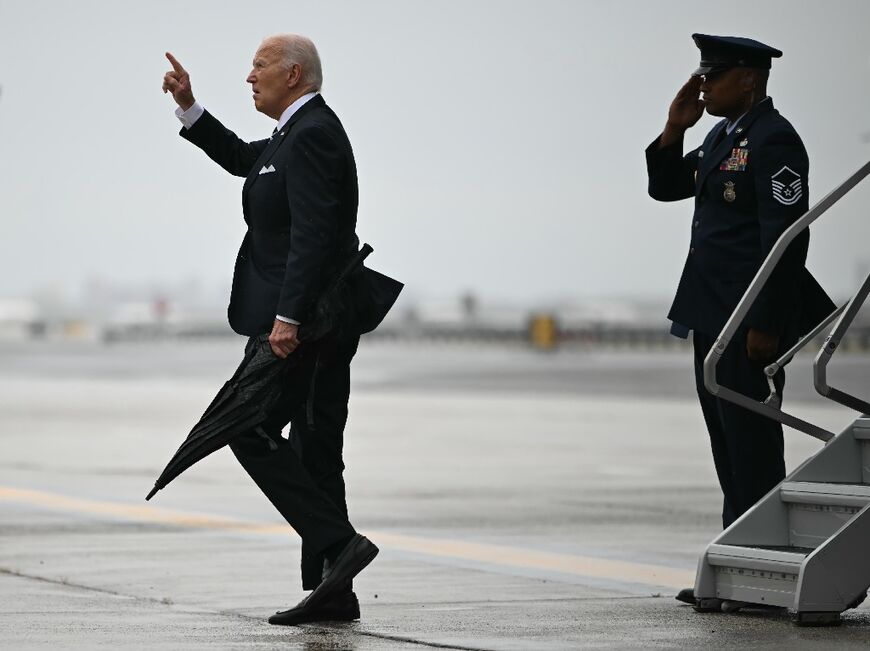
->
[[145, 244, 386, 502], [146, 335, 288, 500]]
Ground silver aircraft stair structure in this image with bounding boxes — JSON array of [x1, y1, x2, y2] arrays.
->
[[692, 160, 870, 626]]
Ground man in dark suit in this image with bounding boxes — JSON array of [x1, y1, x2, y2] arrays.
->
[[163, 34, 378, 625], [645, 34, 834, 606]]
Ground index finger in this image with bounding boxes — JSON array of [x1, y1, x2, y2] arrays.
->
[[165, 52, 186, 74]]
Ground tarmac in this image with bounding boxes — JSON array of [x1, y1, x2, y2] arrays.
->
[[2, 340, 870, 649]]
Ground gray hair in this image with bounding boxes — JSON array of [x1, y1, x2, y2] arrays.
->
[[267, 34, 323, 92]]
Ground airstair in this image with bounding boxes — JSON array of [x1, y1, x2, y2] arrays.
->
[[692, 161, 870, 626]]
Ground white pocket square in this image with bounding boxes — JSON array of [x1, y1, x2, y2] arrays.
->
[[259, 164, 276, 175]]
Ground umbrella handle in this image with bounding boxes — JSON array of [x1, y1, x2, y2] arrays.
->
[[291, 244, 376, 346], [330, 243, 373, 291]]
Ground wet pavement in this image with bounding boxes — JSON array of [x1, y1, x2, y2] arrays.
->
[[1, 340, 869, 649]]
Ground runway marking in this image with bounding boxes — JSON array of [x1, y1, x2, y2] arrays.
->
[[0, 486, 694, 590]]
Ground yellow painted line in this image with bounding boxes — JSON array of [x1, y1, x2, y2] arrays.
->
[[0, 486, 288, 534], [0, 486, 694, 589], [372, 531, 694, 589]]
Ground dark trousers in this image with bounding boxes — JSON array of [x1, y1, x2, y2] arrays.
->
[[693, 331, 786, 528], [230, 334, 360, 590]]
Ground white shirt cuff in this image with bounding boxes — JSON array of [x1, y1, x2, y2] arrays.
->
[[275, 315, 300, 325], [175, 102, 205, 129]]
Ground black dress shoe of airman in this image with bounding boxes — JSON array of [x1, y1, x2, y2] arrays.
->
[[676, 587, 722, 612], [848, 589, 868, 610], [268, 591, 360, 626], [675, 588, 696, 605], [305, 534, 379, 611]]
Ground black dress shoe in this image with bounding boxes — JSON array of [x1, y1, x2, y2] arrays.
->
[[305, 534, 379, 610], [268, 591, 360, 626], [675, 588, 696, 605], [848, 589, 868, 610], [675, 587, 722, 612]]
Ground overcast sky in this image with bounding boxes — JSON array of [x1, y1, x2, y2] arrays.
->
[[1, 0, 869, 308]]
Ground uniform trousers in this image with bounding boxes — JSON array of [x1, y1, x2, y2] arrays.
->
[[692, 331, 786, 528], [230, 334, 360, 590]]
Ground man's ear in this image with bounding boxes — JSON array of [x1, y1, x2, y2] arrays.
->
[[286, 63, 302, 88], [742, 71, 758, 92]]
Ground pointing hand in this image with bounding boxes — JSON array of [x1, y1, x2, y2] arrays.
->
[[162, 52, 195, 111]]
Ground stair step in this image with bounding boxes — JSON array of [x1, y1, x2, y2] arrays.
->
[[707, 544, 808, 573], [781, 482, 870, 508], [706, 544, 808, 607], [697, 417, 870, 613], [853, 418, 870, 439], [854, 428, 870, 440]]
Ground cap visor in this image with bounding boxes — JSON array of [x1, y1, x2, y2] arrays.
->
[[693, 64, 732, 77]]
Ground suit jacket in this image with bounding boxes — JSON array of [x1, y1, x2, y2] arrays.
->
[[180, 95, 361, 336], [645, 98, 834, 338]]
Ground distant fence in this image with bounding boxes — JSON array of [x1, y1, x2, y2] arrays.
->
[[58, 320, 870, 352], [367, 323, 870, 352]]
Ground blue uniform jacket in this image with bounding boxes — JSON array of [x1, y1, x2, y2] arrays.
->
[[646, 98, 833, 338]]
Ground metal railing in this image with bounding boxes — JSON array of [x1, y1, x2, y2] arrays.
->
[[814, 273, 870, 414], [703, 161, 870, 443]]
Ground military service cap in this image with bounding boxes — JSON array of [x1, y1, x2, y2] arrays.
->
[[691, 34, 783, 76]]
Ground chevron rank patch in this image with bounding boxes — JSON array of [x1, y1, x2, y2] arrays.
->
[[771, 165, 803, 205]]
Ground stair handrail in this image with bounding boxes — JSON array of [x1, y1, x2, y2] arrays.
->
[[813, 272, 870, 413], [757, 303, 847, 410], [703, 160, 870, 442]]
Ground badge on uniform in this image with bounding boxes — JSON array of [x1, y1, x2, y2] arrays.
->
[[720, 147, 749, 172], [771, 165, 803, 205], [723, 181, 736, 202]]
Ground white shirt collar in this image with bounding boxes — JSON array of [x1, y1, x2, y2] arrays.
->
[[276, 92, 318, 133], [726, 96, 771, 134]]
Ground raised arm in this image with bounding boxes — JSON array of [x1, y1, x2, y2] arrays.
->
[[163, 52, 268, 177], [646, 77, 705, 202]]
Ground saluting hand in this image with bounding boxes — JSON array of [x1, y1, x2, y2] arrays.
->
[[162, 52, 195, 111], [660, 77, 704, 147]]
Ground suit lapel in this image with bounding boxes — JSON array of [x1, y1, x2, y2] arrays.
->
[[242, 128, 290, 197], [696, 98, 775, 192], [242, 95, 327, 197], [695, 121, 729, 192]]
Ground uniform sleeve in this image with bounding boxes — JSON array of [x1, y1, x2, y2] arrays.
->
[[745, 129, 810, 333], [277, 125, 346, 321], [179, 110, 270, 178], [645, 135, 700, 202]]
